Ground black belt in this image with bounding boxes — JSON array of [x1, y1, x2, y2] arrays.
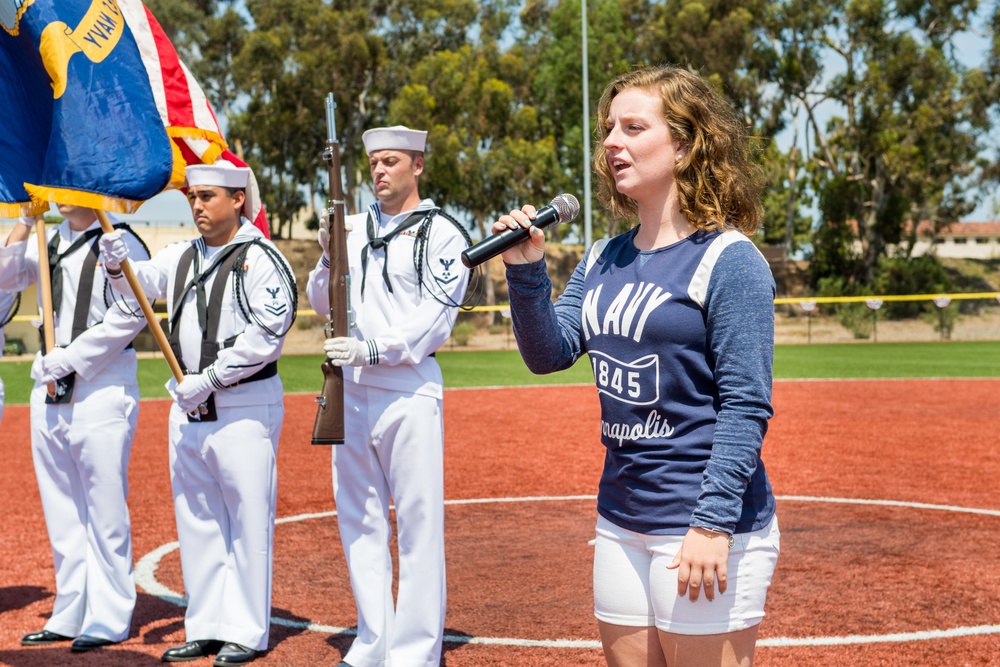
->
[[230, 360, 278, 386], [217, 337, 278, 387]]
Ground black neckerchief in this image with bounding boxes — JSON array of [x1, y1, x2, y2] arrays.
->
[[360, 203, 435, 296], [47, 227, 103, 320]]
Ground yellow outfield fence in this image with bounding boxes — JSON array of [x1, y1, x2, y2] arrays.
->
[[772, 292, 1000, 306], [7, 291, 1000, 322], [3, 290, 998, 355]]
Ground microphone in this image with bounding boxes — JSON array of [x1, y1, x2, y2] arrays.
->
[[461, 194, 580, 268]]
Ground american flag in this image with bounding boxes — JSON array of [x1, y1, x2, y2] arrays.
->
[[119, 1, 270, 238], [1, 0, 270, 237]]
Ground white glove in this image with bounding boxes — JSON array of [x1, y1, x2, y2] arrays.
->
[[99, 230, 129, 272], [167, 373, 214, 413], [318, 209, 331, 259], [324, 336, 378, 367], [18, 216, 37, 227], [318, 209, 353, 261], [38, 347, 74, 384]]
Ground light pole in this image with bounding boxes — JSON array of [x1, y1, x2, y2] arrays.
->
[[581, 0, 592, 249]]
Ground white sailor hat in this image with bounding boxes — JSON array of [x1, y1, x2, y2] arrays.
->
[[185, 159, 251, 189], [362, 126, 428, 154]]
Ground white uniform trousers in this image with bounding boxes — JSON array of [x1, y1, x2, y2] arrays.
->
[[168, 401, 282, 651], [29, 378, 138, 641], [335, 382, 446, 667]]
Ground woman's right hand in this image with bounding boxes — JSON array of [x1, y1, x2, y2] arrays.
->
[[494, 205, 546, 265]]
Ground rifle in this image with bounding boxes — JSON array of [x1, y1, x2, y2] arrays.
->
[[312, 92, 350, 445]]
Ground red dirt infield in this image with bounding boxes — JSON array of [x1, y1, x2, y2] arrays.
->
[[0, 378, 998, 666]]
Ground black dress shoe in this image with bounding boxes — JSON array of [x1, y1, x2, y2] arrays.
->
[[71, 635, 117, 652], [213, 643, 258, 666], [162, 639, 225, 662], [21, 629, 73, 646]]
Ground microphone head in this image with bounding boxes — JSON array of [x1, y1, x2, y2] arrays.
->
[[550, 193, 581, 223]]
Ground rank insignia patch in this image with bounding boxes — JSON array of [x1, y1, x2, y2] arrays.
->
[[435, 257, 458, 285], [264, 285, 287, 316]]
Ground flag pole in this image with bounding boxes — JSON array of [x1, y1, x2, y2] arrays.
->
[[95, 210, 184, 381], [581, 0, 592, 250], [34, 216, 55, 351], [34, 215, 58, 397]]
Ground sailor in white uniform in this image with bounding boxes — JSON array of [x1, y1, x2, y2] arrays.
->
[[100, 160, 295, 667], [0, 206, 149, 653], [307, 126, 471, 667]]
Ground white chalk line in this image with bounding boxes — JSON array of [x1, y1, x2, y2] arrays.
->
[[135, 494, 1000, 650]]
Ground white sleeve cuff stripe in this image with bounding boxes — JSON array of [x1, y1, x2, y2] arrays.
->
[[207, 366, 225, 390]]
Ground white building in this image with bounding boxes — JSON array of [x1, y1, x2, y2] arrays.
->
[[915, 221, 1000, 259], [849, 220, 1000, 260]]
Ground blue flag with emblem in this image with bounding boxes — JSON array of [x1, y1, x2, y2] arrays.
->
[[0, 0, 174, 217]]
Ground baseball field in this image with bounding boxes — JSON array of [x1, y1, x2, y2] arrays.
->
[[0, 342, 998, 666]]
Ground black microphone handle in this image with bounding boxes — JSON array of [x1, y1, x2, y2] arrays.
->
[[460, 205, 562, 268]]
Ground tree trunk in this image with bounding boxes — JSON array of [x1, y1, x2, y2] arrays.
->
[[860, 161, 890, 285], [340, 82, 373, 217], [902, 204, 927, 259], [784, 142, 799, 256]]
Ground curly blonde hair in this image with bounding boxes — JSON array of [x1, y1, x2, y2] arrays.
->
[[594, 66, 763, 235]]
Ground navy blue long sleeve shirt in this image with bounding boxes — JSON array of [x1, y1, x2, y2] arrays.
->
[[505, 229, 776, 535]]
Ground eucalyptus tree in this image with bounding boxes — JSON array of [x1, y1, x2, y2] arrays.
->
[[223, 0, 321, 237], [387, 42, 564, 311], [519, 0, 635, 239], [982, 0, 1000, 207], [325, 0, 492, 209], [637, 0, 785, 135], [759, 135, 814, 253], [765, 0, 992, 287]]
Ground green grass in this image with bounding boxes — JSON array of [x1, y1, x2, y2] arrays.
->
[[438, 350, 594, 387], [1, 341, 997, 406], [773, 341, 1000, 379], [264, 351, 595, 393]]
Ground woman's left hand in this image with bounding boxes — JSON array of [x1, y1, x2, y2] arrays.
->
[[666, 527, 731, 601]]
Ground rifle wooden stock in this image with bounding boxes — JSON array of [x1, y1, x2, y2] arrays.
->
[[312, 96, 349, 445], [312, 358, 345, 445]]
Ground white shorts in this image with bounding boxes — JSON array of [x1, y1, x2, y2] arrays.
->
[[593, 515, 780, 635]]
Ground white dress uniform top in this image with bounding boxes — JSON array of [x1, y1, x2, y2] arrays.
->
[[108, 220, 293, 652], [307, 194, 470, 667], [0, 216, 148, 643]]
